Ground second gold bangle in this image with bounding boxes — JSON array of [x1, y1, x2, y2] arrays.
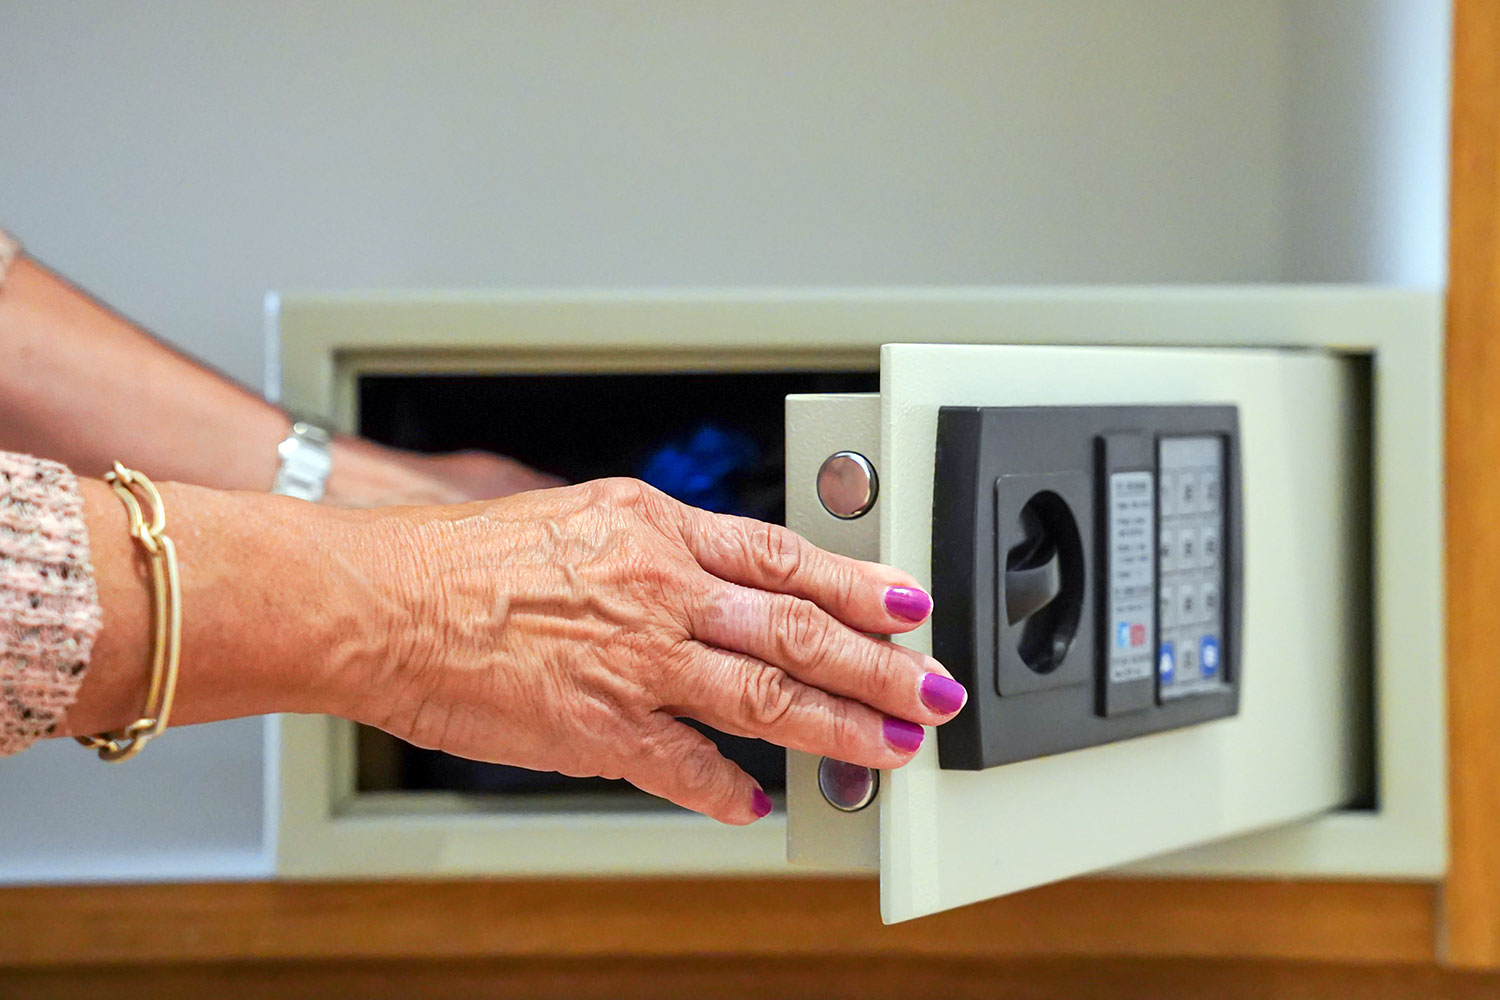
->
[[76, 462, 182, 763]]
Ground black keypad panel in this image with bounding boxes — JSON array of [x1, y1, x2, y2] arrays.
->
[[932, 405, 1240, 770]]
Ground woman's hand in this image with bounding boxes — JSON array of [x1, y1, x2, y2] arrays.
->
[[323, 439, 564, 507], [351, 478, 967, 825], [383, 447, 566, 500]]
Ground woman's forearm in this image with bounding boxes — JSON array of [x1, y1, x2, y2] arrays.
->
[[0, 251, 563, 506], [0, 256, 290, 490], [65, 479, 381, 737]]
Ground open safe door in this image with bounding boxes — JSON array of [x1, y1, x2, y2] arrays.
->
[[785, 344, 1366, 923]]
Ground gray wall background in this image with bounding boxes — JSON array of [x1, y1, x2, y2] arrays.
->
[[0, 1, 1449, 880]]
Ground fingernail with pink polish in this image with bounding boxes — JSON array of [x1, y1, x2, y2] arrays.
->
[[920, 673, 967, 715], [884, 586, 933, 623], [883, 717, 925, 754], [751, 787, 773, 819]]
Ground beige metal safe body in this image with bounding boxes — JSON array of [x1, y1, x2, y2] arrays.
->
[[271, 288, 1443, 923]]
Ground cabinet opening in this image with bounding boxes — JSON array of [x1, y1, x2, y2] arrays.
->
[[353, 368, 879, 802]]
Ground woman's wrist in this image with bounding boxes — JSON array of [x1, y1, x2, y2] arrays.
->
[[328, 501, 470, 730], [68, 478, 157, 736], [221, 493, 405, 723], [68, 480, 391, 736]]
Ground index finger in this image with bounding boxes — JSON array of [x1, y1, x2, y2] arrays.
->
[[677, 508, 933, 634]]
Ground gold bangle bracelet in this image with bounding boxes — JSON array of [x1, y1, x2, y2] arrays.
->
[[76, 463, 182, 763]]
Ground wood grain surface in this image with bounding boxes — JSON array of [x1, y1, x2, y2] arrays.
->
[[1445, 0, 1500, 970], [0, 877, 1435, 969], [7, 957, 1500, 1000]]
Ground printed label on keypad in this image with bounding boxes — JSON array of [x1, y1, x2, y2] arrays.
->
[[1107, 470, 1155, 685], [1157, 436, 1226, 700]]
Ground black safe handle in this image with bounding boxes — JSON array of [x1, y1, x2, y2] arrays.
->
[[1004, 546, 1063, 626]]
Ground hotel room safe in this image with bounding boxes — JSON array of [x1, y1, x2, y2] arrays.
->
[[270, 288, 1443, 923]]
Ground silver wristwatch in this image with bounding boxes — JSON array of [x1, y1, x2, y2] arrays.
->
[[271, 416, 334, 501]]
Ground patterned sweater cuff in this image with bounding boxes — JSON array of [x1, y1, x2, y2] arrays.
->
[[0, 453, 102, 756]]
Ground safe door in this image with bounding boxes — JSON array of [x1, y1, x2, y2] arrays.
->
[[785, 344, 1366, 923]]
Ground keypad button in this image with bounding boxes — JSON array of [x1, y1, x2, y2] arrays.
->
[[1178, 473, 1201, 514], [1159, 586, 1176, 629], [1179, 642, 1197, 677], [1177, 586, 1197, 623], [1199, 635, 1221, 677], [1200, 581, 1220, 619], [1202, 471, 1222, 511], [1178, 529, 1198, 569], [1159, 530, 1178, 573], [1199, 524, 1220, 567], [1160, 473, 1178, 517]]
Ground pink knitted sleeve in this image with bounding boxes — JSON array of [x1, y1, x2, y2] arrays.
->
[[0, 452, 102, 756]]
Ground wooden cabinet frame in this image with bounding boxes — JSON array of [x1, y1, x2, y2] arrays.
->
[[1443, 0, 1500, 970]]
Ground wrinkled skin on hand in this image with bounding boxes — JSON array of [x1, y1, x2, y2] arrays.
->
[[356, 478, 963, 824]]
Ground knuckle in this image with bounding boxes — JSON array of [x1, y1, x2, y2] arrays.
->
[[673, 744, 724, 798], [742, 665, 798, 729], [588, 477, 660, 511], [776, 598, 831, 664], [864, 643, 905, 697], [824, 700, 867, 757], [754, 522, 805, 585], [834, 563, 863, 612]]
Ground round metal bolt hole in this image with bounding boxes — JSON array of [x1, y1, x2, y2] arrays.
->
[[817, 451, 878, 520], [817, 756, 879, 812]]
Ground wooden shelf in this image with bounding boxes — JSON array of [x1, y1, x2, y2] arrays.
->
[[0, 877, 1435, 968]]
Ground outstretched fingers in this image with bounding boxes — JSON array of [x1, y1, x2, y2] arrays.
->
[[687, 581, 966, 725], [678, 510, 934, 634], [662, 643, 932, 769]]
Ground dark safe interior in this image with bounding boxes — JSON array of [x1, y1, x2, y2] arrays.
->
[[355, 368, 879, 803]]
